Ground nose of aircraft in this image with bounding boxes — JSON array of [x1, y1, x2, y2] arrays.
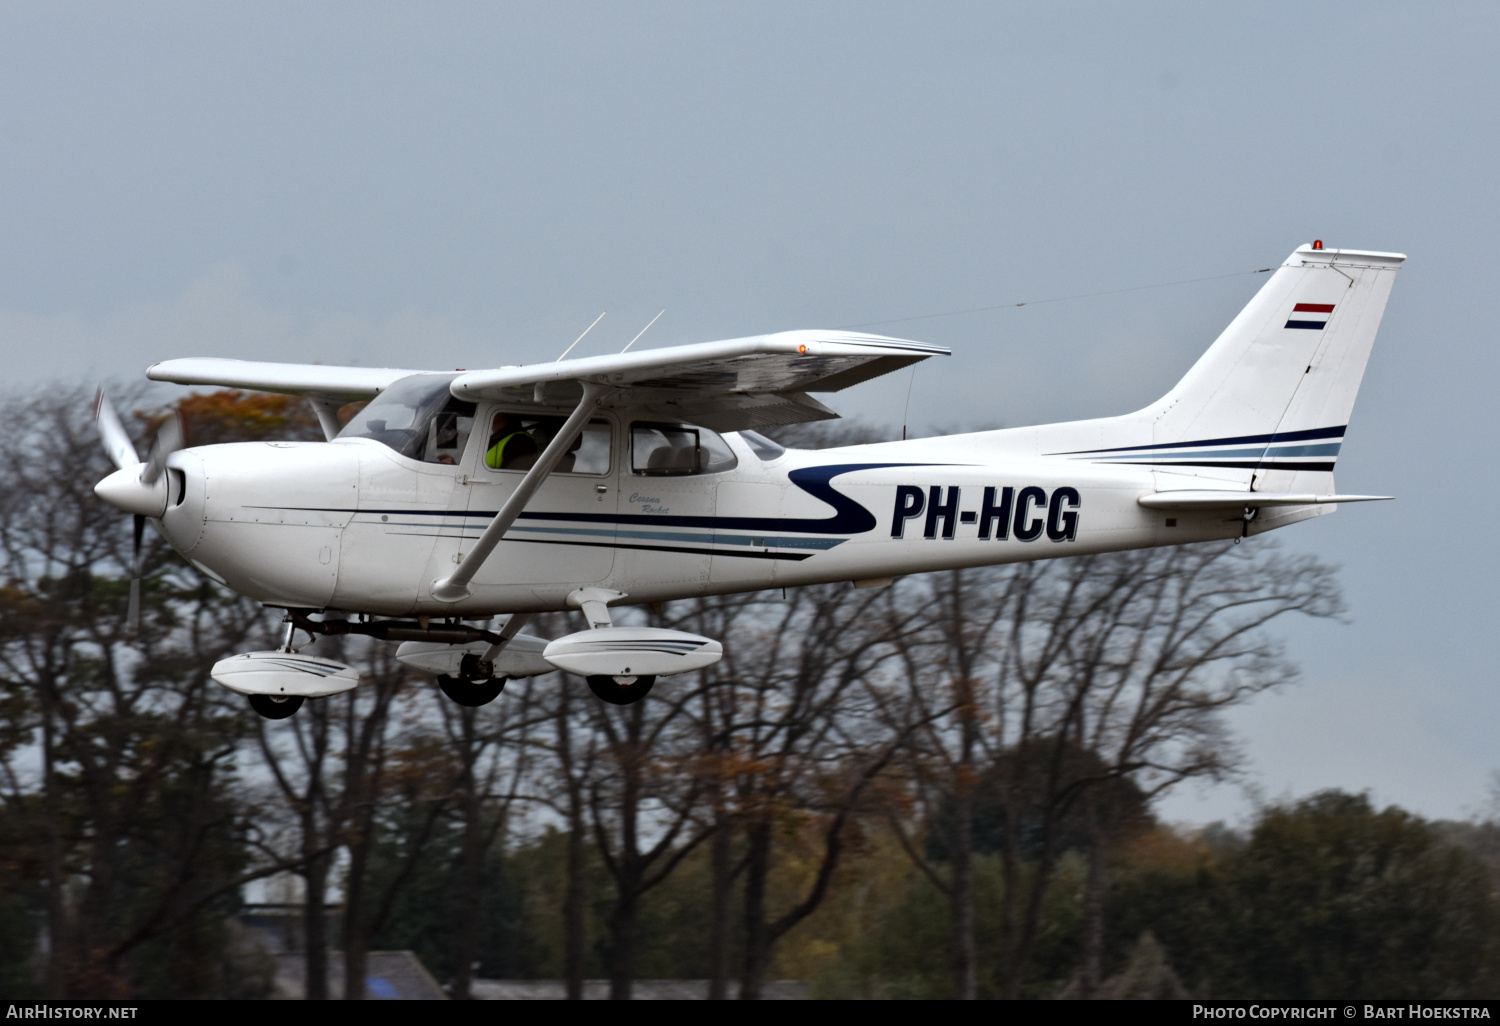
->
[[94, 466, 169, 518]]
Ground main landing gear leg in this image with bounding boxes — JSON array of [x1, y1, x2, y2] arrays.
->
[[433, 613, 529, 707], [251, 620, 309, 719]]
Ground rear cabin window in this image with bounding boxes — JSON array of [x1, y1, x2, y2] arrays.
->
[[630, 423, 738, 476]]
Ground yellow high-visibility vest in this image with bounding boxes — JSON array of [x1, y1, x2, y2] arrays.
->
[[485, 431, 535, 470]]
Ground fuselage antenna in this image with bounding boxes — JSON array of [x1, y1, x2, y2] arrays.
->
[[901, 363, 918, 441], [556, 312, 606, 362], [620, 310, 665, 354]]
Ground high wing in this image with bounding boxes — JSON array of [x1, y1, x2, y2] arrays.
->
[[148, 329, 949, 433], [451, 330, 947, 432]]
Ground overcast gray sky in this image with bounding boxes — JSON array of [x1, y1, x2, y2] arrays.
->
[[3, 1, 1495, 824]]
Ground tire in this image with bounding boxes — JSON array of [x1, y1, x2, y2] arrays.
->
[[586, 674, 656, 706], [438, 674, 508, 707], [249, 694, 305, 719]]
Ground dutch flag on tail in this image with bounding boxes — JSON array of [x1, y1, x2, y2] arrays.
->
[[1285, 302, 1335, 330]]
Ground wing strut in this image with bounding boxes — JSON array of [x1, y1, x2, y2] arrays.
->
[[306, 396, 344, 441], [432, 382, 610, 603]]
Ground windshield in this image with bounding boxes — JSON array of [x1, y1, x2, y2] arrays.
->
[[338, 374, 475, 463]]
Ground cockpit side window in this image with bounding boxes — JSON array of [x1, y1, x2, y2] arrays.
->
[[482, 412, 613, 475], [630, 422, 738, 476], [425, 399, 476, 465], [337, 374, 475, 464]]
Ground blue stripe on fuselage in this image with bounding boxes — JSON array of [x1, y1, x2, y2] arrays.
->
[[1050, 425, 1346, 457], [305, 462, 933, 539], [1084, 441, 1342, 461]]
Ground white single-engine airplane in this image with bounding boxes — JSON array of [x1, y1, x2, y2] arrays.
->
[[93, 243, 1403, 718]]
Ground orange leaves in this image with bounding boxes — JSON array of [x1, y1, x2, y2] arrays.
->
[[1121, 826, 1212, 876], [135, 389, 337, 447]]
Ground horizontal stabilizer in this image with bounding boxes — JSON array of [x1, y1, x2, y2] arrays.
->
[[1137, 491, 1393, 511]]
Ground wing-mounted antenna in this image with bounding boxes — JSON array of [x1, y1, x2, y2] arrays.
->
[[556, 312, 606, 362], [620, 310, 664, 353]]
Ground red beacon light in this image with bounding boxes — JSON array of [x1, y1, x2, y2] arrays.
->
[[1312, 239, 1324, 250], [797, 344, 808, 353]]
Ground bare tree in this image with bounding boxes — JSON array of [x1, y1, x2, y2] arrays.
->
[[0, 387, 287, 996], [876, 568, 1016, 999], [1051, 542, 1341, 995], [584, 606, 716, 1001], [679, 583, 921, 999], [869, 541, 1341, 998], [522, 610, 606, 1000], [252, 634, 410, 999], [435, 668, 547, 999]]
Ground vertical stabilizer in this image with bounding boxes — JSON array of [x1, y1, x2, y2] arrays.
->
[[1055, 245, 1405, 490]]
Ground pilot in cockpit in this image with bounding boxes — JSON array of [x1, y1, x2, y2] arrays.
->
[[485, 413, 540, 470]]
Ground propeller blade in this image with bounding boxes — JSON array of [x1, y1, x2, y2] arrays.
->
[[140, 412, 183, 486], [127, 513, 145, 637], [93, 389, 140, 470]]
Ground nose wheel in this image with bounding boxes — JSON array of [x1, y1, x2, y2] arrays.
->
[[586, 674, 656, 705], [249, 694, 305, 720], [437, 674, 508, 707]]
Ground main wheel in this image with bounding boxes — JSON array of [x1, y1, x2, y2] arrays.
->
[[586, 674, 656, 706], [249, 694, 305, 719], [437, 674, 508, 707]]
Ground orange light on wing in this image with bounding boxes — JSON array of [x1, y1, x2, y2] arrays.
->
[[798, 344, 808, 354], [1312, 239, 1324, 250]]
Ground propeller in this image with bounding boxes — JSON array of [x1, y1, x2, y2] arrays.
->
[[93, 389, 184, 637], [128, 513, 145, 634], [93, 388, 140, 470]]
